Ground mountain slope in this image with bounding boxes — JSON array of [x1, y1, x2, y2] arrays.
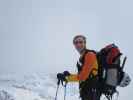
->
[[0, 73, 79, 100]]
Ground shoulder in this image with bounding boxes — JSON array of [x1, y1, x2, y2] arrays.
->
[[85, 51, 96, 59], [86, 52, 96, 57], [86, 49, 96, 56], [86, 49, 96, 54], [83, 51, 97, 63]]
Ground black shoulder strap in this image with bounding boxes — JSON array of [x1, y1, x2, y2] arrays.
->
[[86, 49, 97, 54]]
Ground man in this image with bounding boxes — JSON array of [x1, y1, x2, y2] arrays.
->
[[57, 35, 100, 100]]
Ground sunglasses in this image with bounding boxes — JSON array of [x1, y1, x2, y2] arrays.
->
[[74, 41, 84, 44]]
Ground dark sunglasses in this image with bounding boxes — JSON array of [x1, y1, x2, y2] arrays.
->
[[74, 41, 84, 44]]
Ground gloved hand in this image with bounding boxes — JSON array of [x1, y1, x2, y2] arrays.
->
[[57, 71, 71, 85], [57, 73, 66, 85], [63, 71, 71, 77]]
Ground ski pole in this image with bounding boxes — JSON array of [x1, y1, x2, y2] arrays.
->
[[55, 80, 60, 100], [64, 82, 67, 100]]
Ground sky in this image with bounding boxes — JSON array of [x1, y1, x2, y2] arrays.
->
[[0, 0, 133, 76]]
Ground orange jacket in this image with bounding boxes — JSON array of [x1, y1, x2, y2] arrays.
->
[[66, 52, 98, 82]]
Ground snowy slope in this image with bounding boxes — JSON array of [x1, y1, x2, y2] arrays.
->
[[0, 73, 79, 100], [0, 73, 132, 100]]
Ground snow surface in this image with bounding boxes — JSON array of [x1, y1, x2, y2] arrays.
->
[[0, 73, 80, 100], [0, 73, 132, 100]]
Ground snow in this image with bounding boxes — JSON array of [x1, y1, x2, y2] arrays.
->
[[0, 73, 79, 100], [0, 73, 132, 100]]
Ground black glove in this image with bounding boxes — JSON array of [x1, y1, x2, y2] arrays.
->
[[57, 73, 66, 85], [63, 71, 71, 77], [57, 71, 71, 85]]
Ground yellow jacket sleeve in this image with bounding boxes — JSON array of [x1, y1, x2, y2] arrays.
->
[[66, 74, 79, 82]]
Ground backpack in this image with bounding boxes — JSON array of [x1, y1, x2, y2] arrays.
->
[[96, 44, 130, 100]]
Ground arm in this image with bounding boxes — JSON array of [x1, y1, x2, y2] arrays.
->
[[66, 52, 96, 82], [78, 52, 96, 80]]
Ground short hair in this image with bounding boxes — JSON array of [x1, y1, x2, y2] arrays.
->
[[73, 35, 86, 44]]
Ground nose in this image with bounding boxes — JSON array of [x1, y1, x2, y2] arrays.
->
[[76, 44, 81, 48]]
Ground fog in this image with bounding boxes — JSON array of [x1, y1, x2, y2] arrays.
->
[[0, 0, 133, 77]]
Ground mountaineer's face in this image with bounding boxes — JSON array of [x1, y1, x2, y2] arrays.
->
[[73, 37, 86, 53]]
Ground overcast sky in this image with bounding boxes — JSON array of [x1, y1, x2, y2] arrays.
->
[[0, 0, 133, 74]]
